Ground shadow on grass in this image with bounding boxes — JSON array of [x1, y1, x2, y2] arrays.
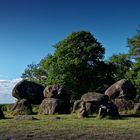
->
[[3, 115, 39, 120], [120, 114, 140, 118], [88, 113, 140, 120], [4, 117, 14, 119]]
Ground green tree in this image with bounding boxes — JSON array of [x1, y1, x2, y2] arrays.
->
[[45, 31, 114, 99], [125, 26, 140, 100], [108, 53, 132, 81], [22, 31, 116, 100], [21, 62, 47, 85]]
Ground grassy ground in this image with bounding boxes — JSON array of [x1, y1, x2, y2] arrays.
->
[[0, 112, 140, 140]]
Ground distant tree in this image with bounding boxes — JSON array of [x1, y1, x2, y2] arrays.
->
[[127, 28, 140, 60], [21, 62, 47, 85], [125, 26, 140, 101], [108, 53, 132, 81]]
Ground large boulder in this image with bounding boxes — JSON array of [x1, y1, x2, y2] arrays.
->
[[43, 85, 71, 110], [98, 101, 119, 118], [73, 92, 109, 114], [43, 85, 70, 103], [12, 79, 45, 104], [105, 79, 136, 100], [0, 108, 5, 119], [73, 100, 94, 114], [81, 92, 109, 105], [43, 85, 59, 98], [77, 101, 88, 118], [11, 99, 32, 115], [38, 98, 70, 115], [113, 99, 134, 112]]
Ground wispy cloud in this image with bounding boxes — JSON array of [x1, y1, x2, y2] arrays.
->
[[0, 78, 22, 104]]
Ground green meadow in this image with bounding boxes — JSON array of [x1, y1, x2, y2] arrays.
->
[[0, 105, 140, 140]]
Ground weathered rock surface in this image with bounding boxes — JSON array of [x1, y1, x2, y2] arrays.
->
[[43, 85, 70, 103], [105, 79, 136, 100], [73, 100, 83, 113], [81, 92, 108, 104], [38, 98, 70, 115], [77, 101, 88, 118], [113, 99, 134, 112], [11, 99, 32, 115], [12, 79, 45, 104], [73, 92, 109, 114], [43, 85, 58, 98]]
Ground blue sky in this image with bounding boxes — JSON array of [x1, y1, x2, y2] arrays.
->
[[0, 0, 140, 80]]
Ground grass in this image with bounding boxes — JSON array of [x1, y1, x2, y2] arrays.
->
[[0, 112, 140, 140]]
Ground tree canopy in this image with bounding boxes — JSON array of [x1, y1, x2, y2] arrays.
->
[[45, 31, 108, 99], [108, 53, 132, 81], [22, 31, 115, 100], [126, 27, 140, 89], [22, 27, 140, 101]]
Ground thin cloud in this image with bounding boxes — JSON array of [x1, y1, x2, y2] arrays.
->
[[0, 78, 22, 104]]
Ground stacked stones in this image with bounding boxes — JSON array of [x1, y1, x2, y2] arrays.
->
[[11, 78, 137, 117], [104, 79, 136, 113], [73, 79, 137, 118], [73, 92, 112, 118], [11, 79, 44, 115], [38, 85, 70, 115]]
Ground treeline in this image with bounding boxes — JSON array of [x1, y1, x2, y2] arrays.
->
[[22, 26, 140, 101]]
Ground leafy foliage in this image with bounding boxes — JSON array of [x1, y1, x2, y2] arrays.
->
[[127, 32, 140, 59], [45, 31, 107, 99], [22, 31, 116, 100], [124, 26, 140, 101], [108, 53, 132, 81], [21, 62, 47, 85]]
